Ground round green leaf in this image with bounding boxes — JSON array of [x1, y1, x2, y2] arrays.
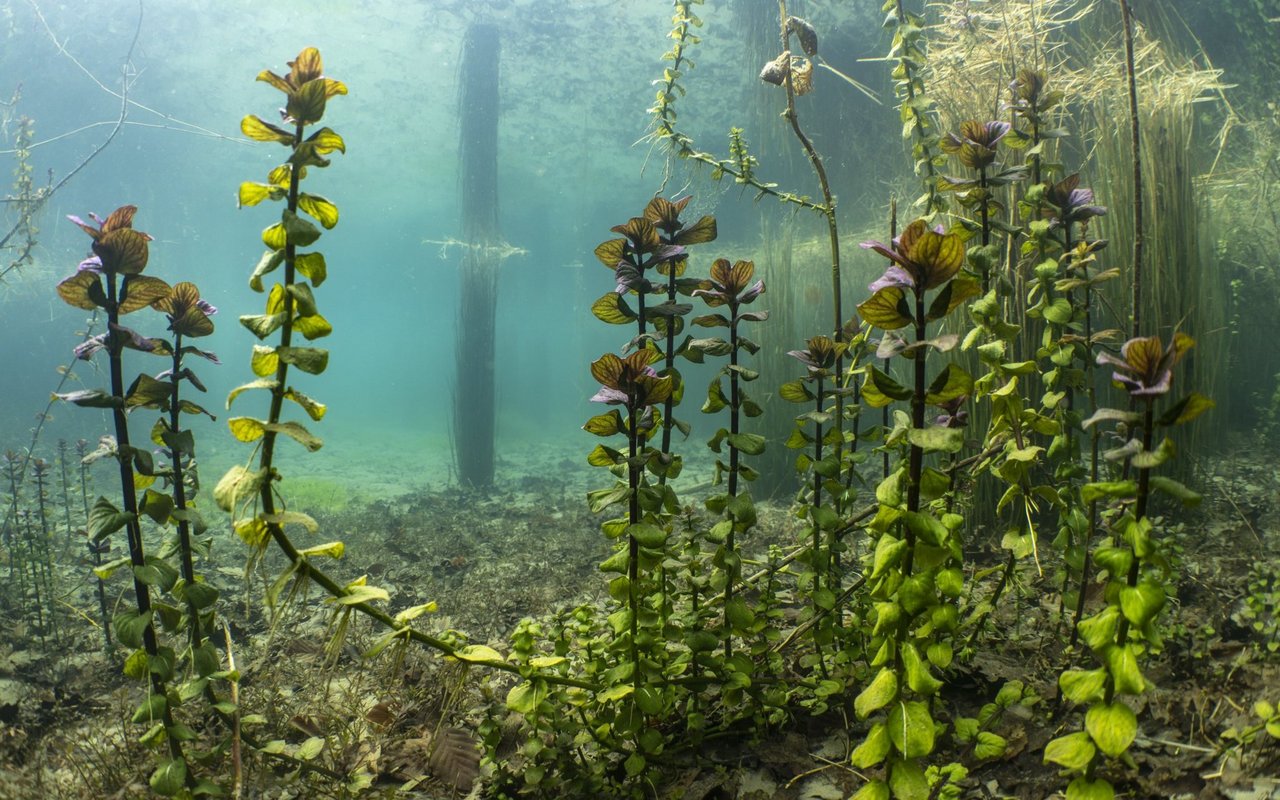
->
[[1066, 776, 1115, 800], [1085, 701, 1138, 757]]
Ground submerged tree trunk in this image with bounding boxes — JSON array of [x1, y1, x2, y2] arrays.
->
[[454, 22, 501, 489]]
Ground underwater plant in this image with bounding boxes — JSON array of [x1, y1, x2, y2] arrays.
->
[[884, 0, 947, 219], [691, 257, 767, 657], [938, 118, 1026, 291], [592, 195, 716, 482], [139, 281, 221, 671], [649, 0, 860, 501], [850, 218, 978, 799], [53, 205, 201, 794], [1047, 332, 1211, 799], [219, 45, 347, 571], [781, 333, 849, 669]]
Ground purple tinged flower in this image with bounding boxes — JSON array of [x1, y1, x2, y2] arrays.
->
[[941, 120, 1011, 170], [868, 265, 915, 292], [693, 258, 764, 307], [1097, 333, 1194, 398], [860, 219, 965, 292], [787, 335, 838, 377], [77, 256, 104, 274], [152, 282, 216, 338], [1044, 174, 1107, 229], [588, 351, 672, 410], [934, 395, 969, 428], [739, 280, 765, 304], [66, 205, 152, 276], [589, 386, 630, 406]]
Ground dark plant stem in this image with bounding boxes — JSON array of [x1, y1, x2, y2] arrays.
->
[[627, 402, 641, 694], [1103, 399, 1154, 712], [1070, 276, 1102, 646], [660, 265, 678, 479], [883, 201, 897, 481], [20, 511, 45, 640], [104, 272, 187, 769], [895, 287, 929, 678], [167, 332, 202, 648], [907, 291, 927, 518], [810, 371, 827, 673], [1120, 0, 1144, 339], [257, 120, 307, 531], [3, 456, 20, 589], [724, 302, 741, 659]]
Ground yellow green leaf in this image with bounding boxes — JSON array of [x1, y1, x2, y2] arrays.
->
[[298, 193, 339, 229], [251, 344, 279, 377], [239, 182, 283, 208], [228, 417, 266, 443], [857, 286, 912, 330], [592, 292, 637, 325], [227, 378, 279, 409], [214, 466, 267, 513], [287, 78, 329, 125], [263, 511, 320, 533], [56, 271, 104, 310], [335, 583, 390, 606], [454, 644, 504, 664], [1085, 701, 1138, 758], [119, 275, 171, 314], [240, 114, 294, 145], [851, 723, 891, 769], [268, 165, 291, 187], [295, 313, 332, 340], [307, 127, 346, 155], [295, 252, 327, 287], [263, 420, 323, 452], [394, 602, 438, 624], [234, 516, 270, 548], [1044, 731, 1096, 770], [262, 222, 287, 250], [285, 388, 327, 420], [855, 667, 898, 719]]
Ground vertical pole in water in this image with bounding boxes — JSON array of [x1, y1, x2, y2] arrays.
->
[[454, 22, 500, 489]]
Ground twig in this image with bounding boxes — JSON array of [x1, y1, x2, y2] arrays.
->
[[26, 0, 233, 142], [0, 1, 142, 264], [225, 623, 242, 800], [1217, 482, 1262, 546]]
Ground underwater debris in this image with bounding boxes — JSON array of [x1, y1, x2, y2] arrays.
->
[[759, 51, 790, 86], [759, 49, 814, 96], [786, 15, 818, 58], [422, 236, 527, 261]]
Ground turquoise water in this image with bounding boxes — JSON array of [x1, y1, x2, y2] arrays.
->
[[0, 2, 898, 475]]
